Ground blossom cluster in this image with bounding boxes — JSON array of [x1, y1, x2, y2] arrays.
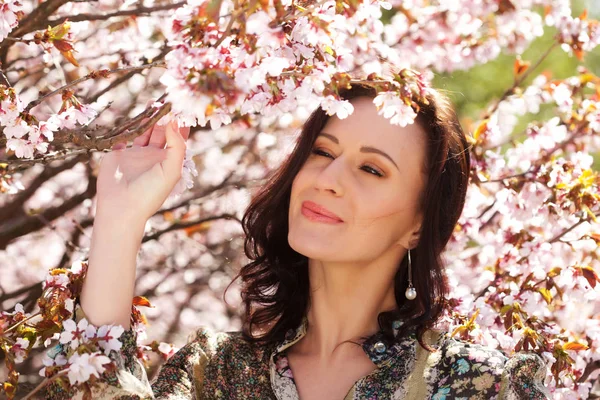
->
[[437, 70, 600, 399], [0, 0, 22, 41], [0, 259, 175, 398]]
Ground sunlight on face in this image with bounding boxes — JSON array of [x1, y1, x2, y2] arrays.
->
[[288, 96, 428, 264]]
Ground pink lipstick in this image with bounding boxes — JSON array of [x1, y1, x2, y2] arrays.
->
[[301, 201, 343, 224]]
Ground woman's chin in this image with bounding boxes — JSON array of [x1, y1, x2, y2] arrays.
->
[[288, 233, 335, 259]]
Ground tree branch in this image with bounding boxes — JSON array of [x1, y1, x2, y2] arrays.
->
[[3, 100, 171, 173], [142, 214, 241, 243], [84, 45, 171, 103], [23, 61, 166, 112], [0, 170, 97, 249], [48, 1, 186, 26], [0, 0, 70, 63], [482, 42, 559, 120], [579, 360, 600, 383], [0, 155, 86, 222]]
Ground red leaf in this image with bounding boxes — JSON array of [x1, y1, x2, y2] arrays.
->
[[52, 39, 73, 52], [581, 266, 599, 289], [514, 57, 530, 76], [133, 296, 153, 308]]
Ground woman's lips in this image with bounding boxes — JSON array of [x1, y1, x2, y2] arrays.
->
[[301, 201, 343, 224]]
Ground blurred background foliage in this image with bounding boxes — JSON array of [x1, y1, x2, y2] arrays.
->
[[429, 0, 600, 168], [382, 0, 598, 167]]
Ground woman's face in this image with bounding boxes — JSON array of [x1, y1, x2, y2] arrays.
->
[[288, 96, 428, 264]]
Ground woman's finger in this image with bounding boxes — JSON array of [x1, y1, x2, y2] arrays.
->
[[112, 142, 127, 150], [132, 118, 154, 148], [162, 121, 186, 185], [148, 122, 167, 149], [181, 126, 190, 141]]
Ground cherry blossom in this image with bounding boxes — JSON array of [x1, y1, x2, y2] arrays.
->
[[59, 318, 91, 350], [11, 337, 28, 364], [66, 352, 112, 385], [96, 324, 126, 355], [0, 0, 22, 41]]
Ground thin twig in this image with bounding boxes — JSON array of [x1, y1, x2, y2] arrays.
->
[[0, 155, 85, 222], [214, 9, 239, 48], [482, 42, 558, 120], [142, 214, 241, 243], [472, 207, 599, 301], [579, 360, 600, 383], [3, 100, 171, 173], [23, 61, 166, 112], [22, 370, 69, 400], [4, 312, 42, 334], [48, 1, 186, 25], [85, 45, 170, 103], [481, 122, 587, 184]]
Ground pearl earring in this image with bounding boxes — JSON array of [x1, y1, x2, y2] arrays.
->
[[405, 248, 417, 300]]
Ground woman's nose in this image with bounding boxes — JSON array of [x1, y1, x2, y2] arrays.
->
[[313, 157, 345, 196]]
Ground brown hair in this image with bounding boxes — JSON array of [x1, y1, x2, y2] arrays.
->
[[231, 82, 471, 352]]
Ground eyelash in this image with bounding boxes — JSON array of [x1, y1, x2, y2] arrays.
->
[[311, 148, 384, 178]]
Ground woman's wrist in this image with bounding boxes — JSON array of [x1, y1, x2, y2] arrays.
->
[[94, 201, 149, 231]]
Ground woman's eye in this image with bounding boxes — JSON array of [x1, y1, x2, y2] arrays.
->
[[361, 166, 383, 177], [312, 149, 333, 158], [311, 149, 384, 178]]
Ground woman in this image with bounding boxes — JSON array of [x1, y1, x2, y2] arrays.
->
[[46, 83, 550, 399]]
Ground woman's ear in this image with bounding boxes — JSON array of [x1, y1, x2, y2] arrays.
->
[[396, 213, 423, 249], [407, 212, 423, 249], [408, 232, 420, 249]]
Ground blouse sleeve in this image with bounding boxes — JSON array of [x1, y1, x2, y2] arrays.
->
[[42, 301, 209, 400], [429, 336, 551, 400], [499, 351, 552, 399]]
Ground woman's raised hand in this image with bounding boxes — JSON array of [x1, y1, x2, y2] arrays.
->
[[96, 119, 190, 223]]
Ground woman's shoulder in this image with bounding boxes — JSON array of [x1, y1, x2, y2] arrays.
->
[[420, 328, 551, 399], [180, 325, 274, 367], [165, 326, 274, 397]]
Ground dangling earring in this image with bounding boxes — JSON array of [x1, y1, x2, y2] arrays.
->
[[405, 248, 417, 300]]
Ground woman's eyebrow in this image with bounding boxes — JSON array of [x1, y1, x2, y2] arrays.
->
[[318, 132, 399, 171]]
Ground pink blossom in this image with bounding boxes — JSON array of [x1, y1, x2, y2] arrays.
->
[[373, 91, 417, 127], [0, 0, 22, 41], [39, 352, 67, 377], [43, 273, 70, 290], [158, 342, 177, 359], [12, 337, 29, 363], [552, 83, 574, 113], [97, 324, 125, 355], [3, 120, 30, 139], [67, 352, 112, 385], [59, 106, 97, 129], [60, 319, 91, 350], [6, 137, 34, 158], [320, 96, 354, 119]]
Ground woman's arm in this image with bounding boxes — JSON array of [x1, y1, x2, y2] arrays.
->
[[80, 119, 189, 329], [44, 299, 212, 400], [42, 119, 190, 398], [80, 210, 146, 329]]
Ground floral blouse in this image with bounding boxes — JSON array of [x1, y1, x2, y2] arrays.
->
[[44, 303, 551, 399]]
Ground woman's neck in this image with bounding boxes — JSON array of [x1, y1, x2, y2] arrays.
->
[[293, 254, 401, 363]]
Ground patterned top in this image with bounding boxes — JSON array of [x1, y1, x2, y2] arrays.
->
[[45, 303, 552, 399]]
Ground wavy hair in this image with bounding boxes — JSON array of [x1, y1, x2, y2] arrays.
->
[[230, 82, 471, 352]]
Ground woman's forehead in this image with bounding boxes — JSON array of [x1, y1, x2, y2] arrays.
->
[[321, 98, 427, 154]]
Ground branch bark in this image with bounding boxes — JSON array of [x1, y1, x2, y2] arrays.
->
[[0, 169, 97, 249], [0, 155, 86, 222], [47, 1, 187, 26]]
